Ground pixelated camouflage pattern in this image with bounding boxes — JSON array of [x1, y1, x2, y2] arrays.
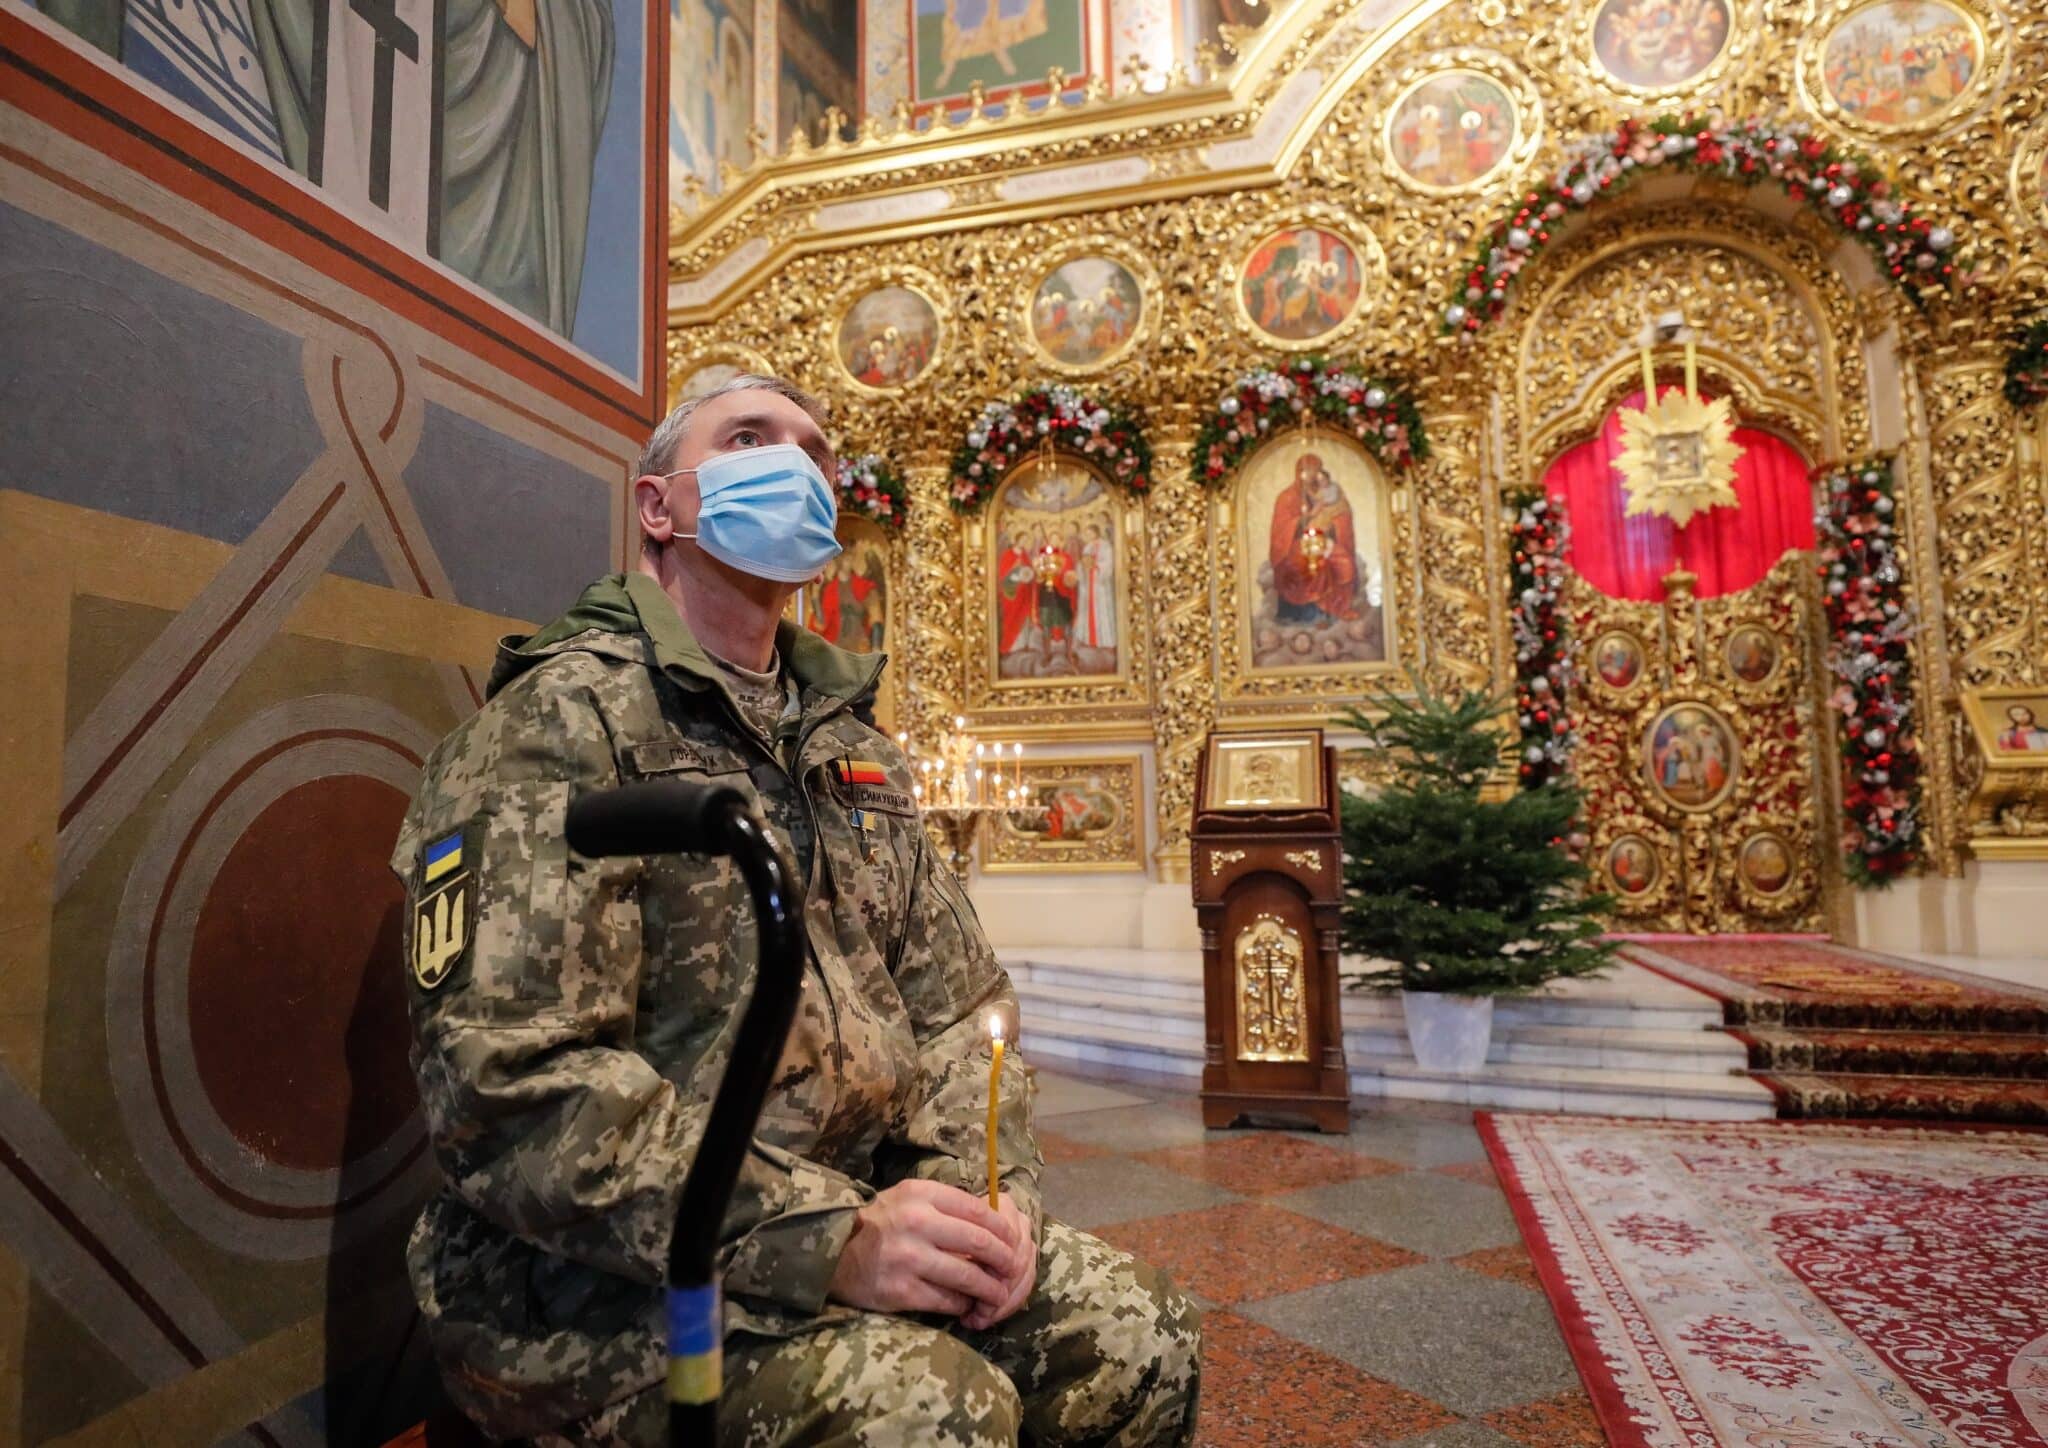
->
[[392, 573, 1048, 1438], [537, 1219, 1202, 1447]]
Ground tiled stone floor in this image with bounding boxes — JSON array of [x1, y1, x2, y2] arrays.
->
[[1032, 1071, 1603, 1448]]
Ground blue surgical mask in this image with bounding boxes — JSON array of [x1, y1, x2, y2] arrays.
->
[[667, 443, 842, 583]]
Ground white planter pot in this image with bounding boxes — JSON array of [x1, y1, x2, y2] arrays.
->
[[1401, 991, 1495, 1074]]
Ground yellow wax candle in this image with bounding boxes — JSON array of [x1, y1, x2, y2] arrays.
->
[[1639, 345, 1657, 404], [1684, 338, 1698, 401], [986, 1017, 1005, 1210]]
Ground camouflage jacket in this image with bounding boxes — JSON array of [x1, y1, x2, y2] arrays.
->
[[391, 572, 1043, 1438]]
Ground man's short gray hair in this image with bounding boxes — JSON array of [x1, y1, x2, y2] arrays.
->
[[634, 374, 829, 479]]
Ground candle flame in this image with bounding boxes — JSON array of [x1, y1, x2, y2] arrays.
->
[[988, 1013, 1004, 1042]]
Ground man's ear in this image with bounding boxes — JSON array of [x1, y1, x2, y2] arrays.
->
[[634, 474, 674, 545]]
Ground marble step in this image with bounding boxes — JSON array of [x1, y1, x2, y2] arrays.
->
[[1011, 977, 1744, 1076], [1015, 1013, 1776, 1120], [1004, 949, 1727, 1033]]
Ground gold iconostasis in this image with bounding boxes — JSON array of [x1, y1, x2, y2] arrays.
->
[[677, 0, 2048, 934]]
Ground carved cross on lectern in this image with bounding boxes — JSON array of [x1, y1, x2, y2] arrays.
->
[[347, 0, 420, 211]]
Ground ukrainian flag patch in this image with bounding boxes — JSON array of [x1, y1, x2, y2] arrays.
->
[[423, 830, 464, 884]]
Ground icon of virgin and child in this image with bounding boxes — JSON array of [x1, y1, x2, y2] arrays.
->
[[995, 467, 1119, 680], [1250, 450, 1388, 670]]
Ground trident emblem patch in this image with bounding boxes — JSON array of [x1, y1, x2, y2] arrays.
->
[[412, 828, 471, 992]]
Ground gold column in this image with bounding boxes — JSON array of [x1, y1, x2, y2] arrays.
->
[[1919, 339, 2045, 872], [900, 456, 966, 746], [1416, 406, 1494, 694], [1144, 413, 1211, 884]]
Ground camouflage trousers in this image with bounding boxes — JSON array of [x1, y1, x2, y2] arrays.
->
[[536, 1219, 1201, 1447]]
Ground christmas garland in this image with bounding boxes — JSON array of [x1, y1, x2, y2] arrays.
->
[[1443, 115, 1963, 339], [1508, 489, 1576, 789], [1193, 357, 1428, 485], [1817, 457, 1921, 887], [835, 453, 908, 532], [948, 385, 1152, 514], [2006, 317, 2048, 411]]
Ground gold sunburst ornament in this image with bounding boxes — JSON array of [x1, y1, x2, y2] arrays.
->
[[1613, 341, 1743, 528]]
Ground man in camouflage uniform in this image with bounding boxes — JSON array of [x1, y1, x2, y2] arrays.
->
[[393, 376, 1201, 1445]]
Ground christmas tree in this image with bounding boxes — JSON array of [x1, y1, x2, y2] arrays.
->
[[1338, 682, 1616, 995]]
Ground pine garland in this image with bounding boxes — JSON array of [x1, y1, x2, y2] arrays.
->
[[1443, 115, 1963, 339], [2006, 317, 2048, 411], [1507, 489, 1575, 789], [947, 385, 1152, 514], [835, 453, 909, 532], [1816, 457, 1922, 887], [1193, 356, 1427, 485]]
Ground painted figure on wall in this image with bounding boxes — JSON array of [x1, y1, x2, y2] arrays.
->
[[1594, 633, 1643, 689], [778, 0, 858, 145], [1240, 440, 1390, 672], [44, 0, 636, 362], [1999, 704, 2048, 753], [1648, 704, 1737, 808], [1821, 0, 1979, 127], [1608, 836, 1657, 893], [1031, 256, 1144, 367], [1386, 69, 1516, 189], [914, 0, 1082, 102], [1740, 834, 1794, 893], [1025, 775, 1118, 842], [1727, 626, 1777, 684], [1238, 227, 1363, 343], [992, 463, 1122, 681], [671, 0, 753, 191], [837, 285, 940, 388], [804, 541, 888, 653], [1592, 0, 1730, 88]]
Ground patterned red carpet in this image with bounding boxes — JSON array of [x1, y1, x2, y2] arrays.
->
[[1483, 1114, 2048, 1448], [1626, 939, 2048, 1123]]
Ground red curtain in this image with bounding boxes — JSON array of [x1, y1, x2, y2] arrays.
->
[[1543, 388, 1815, 601]]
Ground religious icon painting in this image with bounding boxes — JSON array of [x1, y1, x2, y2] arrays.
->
[[983, 756, 1144, 872], [1960, 688, 2048, 762], [1235, 433, 1395, 678], [988, 459, 1129, 685], [1644, 701, 1740, 812], [1027, 254, 1148, 371], [835, 282, 943, 391], [1590, 0, 1733, 91], [1383, 68, 1520, 192], [793, 514, 897, 733], [1604, 834, 1661, 896], [1590, 630, 1646, 691], [1817, 0, 1984, 131], [1725, 625, 1780, 684], [1236, 226, 1366, 346], [1738, 831, 1796, 895]]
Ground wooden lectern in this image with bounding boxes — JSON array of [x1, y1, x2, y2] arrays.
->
[[1189, 729, 1350, 1132]]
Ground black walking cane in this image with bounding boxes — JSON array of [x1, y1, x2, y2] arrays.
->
[[566, 779, 808, 1447]]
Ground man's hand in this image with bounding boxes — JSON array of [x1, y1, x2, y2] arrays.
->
[[828, 1180, 1016, 1317], [958, 1193, 1036, 1332]]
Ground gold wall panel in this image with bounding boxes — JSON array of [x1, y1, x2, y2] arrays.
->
[[665, 0, 2048, 884]]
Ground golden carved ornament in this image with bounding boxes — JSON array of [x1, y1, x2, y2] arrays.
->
[[1612, 380, 1744, 527], [1564, 555, 1826, 932], [1208, 848, 1249, 876], [1235, 913, 1311, 1063], [665, 340, 773, 409], [1284, 849, 1325, 871]]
